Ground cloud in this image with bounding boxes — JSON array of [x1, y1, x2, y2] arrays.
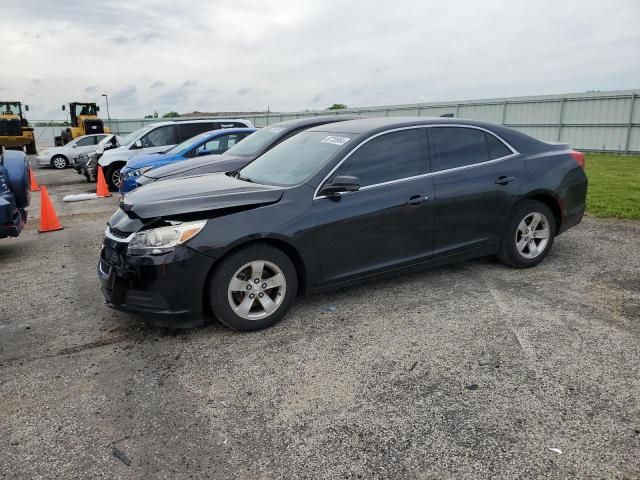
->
[[110, 32, 161, 45], [110, 35, 128, 45], [2, 0, 639, 118], [110, 85, 138, 105], [31, 78, 41, 84], [85, 85, 98, 92]]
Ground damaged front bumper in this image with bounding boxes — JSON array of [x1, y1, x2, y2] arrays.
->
[[97, 233, 215, 327]]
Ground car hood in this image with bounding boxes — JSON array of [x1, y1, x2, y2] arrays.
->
[[121, 172, 284, 219], [144, 153, 245, 179], [126, 151, 177, 170]]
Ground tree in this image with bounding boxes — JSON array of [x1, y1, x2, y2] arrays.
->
[[327, 103, 347, 110], [162, 111, 180, 118]]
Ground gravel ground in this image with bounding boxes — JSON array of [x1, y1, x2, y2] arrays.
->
[[0, 160, 639, 479]]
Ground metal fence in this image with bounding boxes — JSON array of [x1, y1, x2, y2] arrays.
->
[[32, 89, 640, 153]]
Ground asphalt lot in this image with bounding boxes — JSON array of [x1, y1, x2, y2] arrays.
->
[[1, 158, 639, 479]]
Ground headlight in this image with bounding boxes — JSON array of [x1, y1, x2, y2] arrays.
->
[[124, 166, 153, 178], [127, 220, 207, 255]]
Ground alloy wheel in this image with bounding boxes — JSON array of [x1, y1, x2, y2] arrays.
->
[[52, 157, 67, 169], [227, 260, 287, 320], [515, 212, 550, 259], [111, 169, 122, 188]]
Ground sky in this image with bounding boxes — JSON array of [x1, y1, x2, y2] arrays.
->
[[2, 0, 639, 119]]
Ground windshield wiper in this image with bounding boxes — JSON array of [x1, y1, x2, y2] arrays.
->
[[229, 169, 252, 182]]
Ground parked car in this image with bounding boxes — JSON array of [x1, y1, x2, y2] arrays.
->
[[98, 117, 588, 331], [0, 150, 30, 239], [119, 128, 256, 194], [98, 119, 254, 190], [36, 134, 109, 169], [134, 116, 361, 189], [71, 134, 120, 175]]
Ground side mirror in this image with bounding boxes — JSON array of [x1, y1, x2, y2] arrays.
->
[[132, 139, 143, 149], [62, 105, 66, 111], [25, 105, 29, 112], [96, 106, 100, 112], [71, 144, 77, 148], [196, 149, 209, 157], [319, 175, 360, 196]]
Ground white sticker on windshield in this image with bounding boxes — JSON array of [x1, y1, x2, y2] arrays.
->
[[269, 127, 285, 133], [321, 135, 351, 146]]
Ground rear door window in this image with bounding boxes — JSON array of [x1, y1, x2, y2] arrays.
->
[[140, 125, 177, 148], [331, 129, 425, 187], [428, 127, 489, 171], [178, 122, 217, 142], [485, 132, 512, 159]]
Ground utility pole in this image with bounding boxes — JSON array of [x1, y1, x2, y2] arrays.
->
[[101, 93, 111, 121]]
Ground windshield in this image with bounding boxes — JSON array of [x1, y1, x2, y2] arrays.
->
[[163, 130, 214, 155], [238, 131, 353, 186], [0, 102, 21, 115], [224, 125, 286, 157], [72, 103, 97, 116], [120, 125, 156, 146]]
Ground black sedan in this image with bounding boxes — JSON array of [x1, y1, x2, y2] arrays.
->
[[99, 117, 588, 331], [134, 115, 360, 188]]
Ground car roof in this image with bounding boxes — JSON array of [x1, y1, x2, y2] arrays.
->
[[306, 116, 549, 153], [142, 118, 252, 128], [267, 115, 362, 129], [201, 127, 256, 136]]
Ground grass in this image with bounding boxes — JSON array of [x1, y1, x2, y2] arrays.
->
[[584, 153, 640, 220]]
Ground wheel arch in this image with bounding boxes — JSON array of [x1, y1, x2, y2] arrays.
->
[[522, 191, 562, 232]]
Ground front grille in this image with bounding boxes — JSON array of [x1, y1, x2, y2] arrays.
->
[[0, 118, 22, 136], [83, 119, 104, 134], [103, 243, 120, 265]]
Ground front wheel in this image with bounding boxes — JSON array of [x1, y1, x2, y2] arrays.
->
[[104, 163, 123, 191], [498, 200, 556, 268], [208, 244, 298, 331], [50, 155, 68, 169]]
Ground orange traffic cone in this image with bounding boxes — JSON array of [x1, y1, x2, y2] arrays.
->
[[38, 186, 63, 233], [29, 167, 40, 192], [96, 166, 112, 198]]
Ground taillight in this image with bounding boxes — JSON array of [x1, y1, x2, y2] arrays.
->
[[570, 150, 585, 168]]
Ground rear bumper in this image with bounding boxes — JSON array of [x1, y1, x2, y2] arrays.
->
[[97, 239, 215, 327]]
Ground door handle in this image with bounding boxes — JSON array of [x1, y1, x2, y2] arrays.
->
[[406, 194, 426, 206], [495, 176, 515, 185]]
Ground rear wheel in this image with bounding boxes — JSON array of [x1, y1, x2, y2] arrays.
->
[[498, 200, 556, 268], [209, 244, 298, 331], [50, 155, 68, 169], [104, 163, 124, 190]]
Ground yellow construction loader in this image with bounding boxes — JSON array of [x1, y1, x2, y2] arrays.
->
[[55, 102, 111, 146], [0, 101, 37, 154]]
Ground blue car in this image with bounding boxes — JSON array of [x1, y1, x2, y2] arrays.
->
[[119, 127, 256, 194]]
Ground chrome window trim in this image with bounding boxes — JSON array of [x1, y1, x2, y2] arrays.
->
[[313, 124, 519, 200], [104, 227, 135, 243]]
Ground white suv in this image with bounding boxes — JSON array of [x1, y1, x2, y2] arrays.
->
[[98, 119, 253, 190]]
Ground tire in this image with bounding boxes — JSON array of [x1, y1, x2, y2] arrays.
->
[[61, 129, 72, 145], [50, 155, 68, 169], [498, 200, 556, 268], [2, 150, 30, 208], [208, 244, 298, 331], [104, 163, 124, 191], [26, 140, 37, 155]]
